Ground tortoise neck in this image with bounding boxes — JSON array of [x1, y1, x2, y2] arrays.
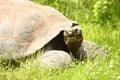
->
[[67, 39, 83, 58], [69, 45, 80, 54]]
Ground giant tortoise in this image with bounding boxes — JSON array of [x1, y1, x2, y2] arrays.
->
[[0, 0, 108, 68]]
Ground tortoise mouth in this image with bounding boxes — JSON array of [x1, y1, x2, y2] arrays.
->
[[64, 34, 83, 44], [64, 33, 83, 39]]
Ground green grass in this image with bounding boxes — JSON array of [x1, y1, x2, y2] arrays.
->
[[0, 0, 120, 80]]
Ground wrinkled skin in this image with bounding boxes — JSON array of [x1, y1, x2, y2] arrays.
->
[[40, 50, 72, 68], [76, 40, 108, 60]]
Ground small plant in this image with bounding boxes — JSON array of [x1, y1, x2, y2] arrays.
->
[[92, 0, 112, 24]]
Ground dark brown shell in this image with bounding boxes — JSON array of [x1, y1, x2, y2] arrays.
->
[[0, 0, 72, 59]]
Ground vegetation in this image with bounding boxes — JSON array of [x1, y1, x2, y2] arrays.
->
[[0, 0, 120, 80]]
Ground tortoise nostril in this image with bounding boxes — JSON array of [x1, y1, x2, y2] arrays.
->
[[74, 28, 82, 35], [75, 29, 78, 33]]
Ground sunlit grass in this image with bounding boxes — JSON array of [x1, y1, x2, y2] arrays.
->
[[0, 0, 120, 80]]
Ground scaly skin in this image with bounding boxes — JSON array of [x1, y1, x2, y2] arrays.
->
[[76, 40, 108, 60]]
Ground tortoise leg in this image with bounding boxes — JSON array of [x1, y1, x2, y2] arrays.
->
[[37, 31, 72, 68], [75, 40, 108, 60], [39, 50, 72, 68]]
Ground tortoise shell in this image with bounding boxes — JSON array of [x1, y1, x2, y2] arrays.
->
[[0, 0, 72, 59]]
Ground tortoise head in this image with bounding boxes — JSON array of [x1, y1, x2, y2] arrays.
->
[[64, 21, 83, 56]]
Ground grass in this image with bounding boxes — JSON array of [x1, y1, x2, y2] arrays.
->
[[0, 0, 120, 80]]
